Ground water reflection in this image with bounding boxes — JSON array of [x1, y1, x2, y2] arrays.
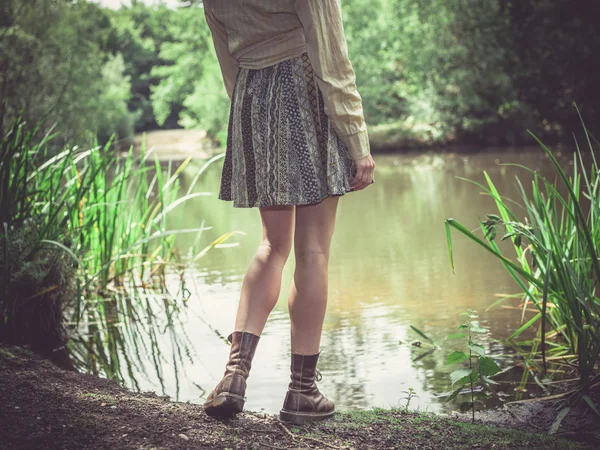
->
[[121, 147, 580, 413]]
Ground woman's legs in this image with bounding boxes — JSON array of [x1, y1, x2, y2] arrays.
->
[[288, 196, 339, 354], [230, 194, 338, 347], [233, 205, 295, 336]]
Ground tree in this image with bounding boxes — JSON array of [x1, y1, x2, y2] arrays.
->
[[0, 0, 134, 145]]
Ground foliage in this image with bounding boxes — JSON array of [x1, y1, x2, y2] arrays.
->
[[149, 5, 212, 127], [399, 387, 420, 411], [107, 2, 179, 131], [179, 55, 230, 144], [0, 219, 76, 370], [504, 0, 600, 135], [0, 0, 135, 146], [444, 309, 501, 422], [0, 117, 228, 382], [343, 0, 525, 143], [342, 0, 408, 125], [344, 0, 600, 146], [4, 0, 600, 148], [445, 111, 600, 398], [109, 2, 230, 143], [0, 118, 77, 368]]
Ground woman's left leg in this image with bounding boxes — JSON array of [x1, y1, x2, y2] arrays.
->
[[233, 204, 295, 335], [204, 204, 294, 418]]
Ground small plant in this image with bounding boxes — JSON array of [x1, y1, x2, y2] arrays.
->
[[399, 387, 420, 411], [445, 309, 501, 422]]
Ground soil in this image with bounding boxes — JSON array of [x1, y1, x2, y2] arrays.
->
[[471, 389, 600, 444], [0, 345, 596, 450]]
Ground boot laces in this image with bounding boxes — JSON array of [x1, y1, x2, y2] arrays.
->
[[315, 368, 322, 382]]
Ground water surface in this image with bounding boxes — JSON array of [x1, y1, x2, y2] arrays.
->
[[129, 147, 577, 413]]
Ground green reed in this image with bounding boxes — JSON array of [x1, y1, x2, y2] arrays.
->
[[1, 117, 225, 386], [445, 112, 599, 399]]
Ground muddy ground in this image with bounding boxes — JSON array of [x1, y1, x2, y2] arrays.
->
[[0, 345, 596, 450]]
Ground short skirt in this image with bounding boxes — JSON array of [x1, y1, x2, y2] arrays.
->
[[219, 52, 359, 208]]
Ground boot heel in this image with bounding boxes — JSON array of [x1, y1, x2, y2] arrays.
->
[[205, 393, 245, 418], [279, 409, 305, 425], [279, 409, 335, 425]]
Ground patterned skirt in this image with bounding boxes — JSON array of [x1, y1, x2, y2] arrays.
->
[[219, 52, 358, 208]]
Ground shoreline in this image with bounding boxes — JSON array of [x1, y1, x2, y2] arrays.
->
[[127, 127, 580, 163], [0, 345, 594, 450]]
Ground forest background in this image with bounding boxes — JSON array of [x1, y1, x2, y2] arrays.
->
[[2, 0, 599, 151]]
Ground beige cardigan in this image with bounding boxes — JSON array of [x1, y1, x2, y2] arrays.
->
[[203, 0, 370, 160]]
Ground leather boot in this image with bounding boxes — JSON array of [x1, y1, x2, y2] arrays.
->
[[203, 330, 260, 418], [279, 350, 335, 425]]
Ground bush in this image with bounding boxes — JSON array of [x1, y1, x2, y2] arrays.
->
[[445, 111, 600, 394], [0, 219, 76, 370]]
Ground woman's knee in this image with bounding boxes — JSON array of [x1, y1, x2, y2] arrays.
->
[[258, 205, 294, 261], [258, 238, 293, 262], [294, 246, 329, 267]]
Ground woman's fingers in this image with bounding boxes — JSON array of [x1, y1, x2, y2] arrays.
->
[[357, 169, 371, 190], [350, 165, 364, 189], [351, 155, 375, 191]]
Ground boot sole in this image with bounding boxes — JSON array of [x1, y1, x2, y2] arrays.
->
[[204, 393, 245, 419], [279, 408, 335, 425]]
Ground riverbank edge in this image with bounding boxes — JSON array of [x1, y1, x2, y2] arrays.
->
[[0, 345, 591, 450], [130, 121, 579, 163]]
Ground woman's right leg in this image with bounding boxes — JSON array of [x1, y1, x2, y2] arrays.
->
[[288, 196, 339, 354], [280, 196, 339, 425], [233, 204, 295, 335]]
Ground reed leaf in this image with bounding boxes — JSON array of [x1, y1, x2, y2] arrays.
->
[[446, 116, 600, 388]]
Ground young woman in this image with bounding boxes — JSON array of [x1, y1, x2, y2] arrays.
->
[[202, 0, 375, 425]]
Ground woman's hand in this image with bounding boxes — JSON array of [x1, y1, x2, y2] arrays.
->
[[350, 154, 375, 191]]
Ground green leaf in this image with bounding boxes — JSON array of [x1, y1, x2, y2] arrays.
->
[[583, 395, 600, 417], [450, 368, 473, 385], [458, 324, 469, 330], [446, 351, 469, 365], [468, 343, 486, 357], [470, 321, 488, 333], [478, 357, 500, 377], [514, 235, 522, 247], [485, 225, 497, 241], [410, 325, 435, 345], [445, 386, 465, 403], [39, 239, 83, 267], [445, 333, 465, 340], [481, 375, 499, 385], [445, 221, 455, 275], [549, 407, 570, 435], [508, 312, 541, 340], [455, 373, 477, 387]]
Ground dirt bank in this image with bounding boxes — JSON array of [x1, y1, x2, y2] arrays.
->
[[0, 345, 593, 450], [132, 130, 217, 161]]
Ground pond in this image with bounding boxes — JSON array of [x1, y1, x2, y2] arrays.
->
[[123, 146, 577, 414]]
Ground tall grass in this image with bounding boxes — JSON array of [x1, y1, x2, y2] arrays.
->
[[1, 117, 227, 385], [445, 113, 599, 401]]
